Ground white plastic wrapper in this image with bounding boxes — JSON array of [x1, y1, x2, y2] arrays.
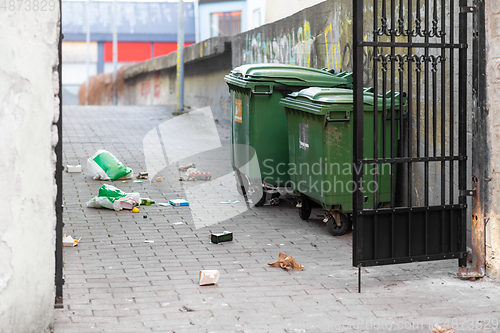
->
[[86, 193, 140, 211]]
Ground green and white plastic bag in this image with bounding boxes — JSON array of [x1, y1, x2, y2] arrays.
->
[[87, 150, 133, 181], [86, 184, 140, 211]]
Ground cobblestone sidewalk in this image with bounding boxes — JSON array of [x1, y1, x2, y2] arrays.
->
[[54, 106, 500, 333]]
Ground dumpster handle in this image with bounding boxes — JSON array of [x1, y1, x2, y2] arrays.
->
[[251, 86, 274, 95], [326, 116, 350, 123]]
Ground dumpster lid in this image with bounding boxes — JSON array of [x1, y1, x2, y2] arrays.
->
[[288, 87, 405, 108], [227, 64, 351, 87]]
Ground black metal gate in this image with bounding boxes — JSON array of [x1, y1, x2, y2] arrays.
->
[[352, 0, 474, 269]]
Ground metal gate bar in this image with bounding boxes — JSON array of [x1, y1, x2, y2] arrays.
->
[[353, 0, 469, 268]]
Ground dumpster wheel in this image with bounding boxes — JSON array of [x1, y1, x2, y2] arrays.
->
[[326, 210, 349, 236], [298, 196, 312, 220]]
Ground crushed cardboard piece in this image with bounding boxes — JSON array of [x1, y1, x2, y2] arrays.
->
[[63, 235, 80, 247], [431, 325, 454, 333], [268, 252, 304, 270], [199, 270, 220, 285]]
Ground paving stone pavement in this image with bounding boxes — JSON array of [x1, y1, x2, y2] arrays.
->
[[54, 106, 500, 333]]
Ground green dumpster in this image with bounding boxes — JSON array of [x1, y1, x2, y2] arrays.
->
[[280, 87, 406, 235], [224, 64, 352, 206]]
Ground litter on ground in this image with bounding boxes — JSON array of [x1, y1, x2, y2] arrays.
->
[[66, 165, 82, 173], [199, 270, 220, 286], [178, 163, 196, 171], [86, 184, 140, 211], [268, 252, 304, 270], [87, 150, 133, 180], [63, 235, 80, 247], [136, 172, 148, 179], [169, 199, 189, 206], [220, 200, 240, 204], [211, 231, 233, 244]]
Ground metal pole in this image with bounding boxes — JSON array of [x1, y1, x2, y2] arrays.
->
[[85, 0, 90, 105], [176, 0, 184, 111], [194, 0, 200, 43], [112, 0, 118, 105]]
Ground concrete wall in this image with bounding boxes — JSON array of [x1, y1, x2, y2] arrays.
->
[[119, 37, 233, 126], [486, 1, 500, 279], [232, 0, 353, 72], [0, 4, 60, 333]]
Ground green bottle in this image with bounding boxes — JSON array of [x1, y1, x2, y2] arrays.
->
[[140, 198, 156, 206]]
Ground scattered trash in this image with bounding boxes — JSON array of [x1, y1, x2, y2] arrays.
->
[[431, 325, 454, 333], [270, 198, 280, 206], [144, 240, 154, 243], [122, 180, 127, 183], [132, 207, 140, 213], [172, 222, 185, 225], [63, 235, 80, 247], [169, 199, 189, 207], [268, 252, 304, 270], [136, 172, 148, 179], [140, 198, 156, 205], [87, 150, 133, 181], [220, 200, 240, 204], [143, 215, 147, 219], [178, 163, 196, 171], [179, 305, 195, 312], [86, 184, 140, 211], [185, 167, 211, 181], [199, 270, 220, 286], [211, 231, 233, 244], [179, 177, 184, 181], [133, 180, 142, 183], [157, 202, 172, 207], [66, 165, 82, 173], [156, 177, 163, 182]]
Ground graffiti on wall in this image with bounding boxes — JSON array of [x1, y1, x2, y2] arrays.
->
[[324, 22, 347, 72], [243, 19, 357, 74], [244, 20, 313, 66]]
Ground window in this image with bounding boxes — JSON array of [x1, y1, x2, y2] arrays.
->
[[210, 11, 241, 37], [252, 8, 261, 29]]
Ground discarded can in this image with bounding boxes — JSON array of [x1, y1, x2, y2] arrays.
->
[[211, 231, 233, 244]]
